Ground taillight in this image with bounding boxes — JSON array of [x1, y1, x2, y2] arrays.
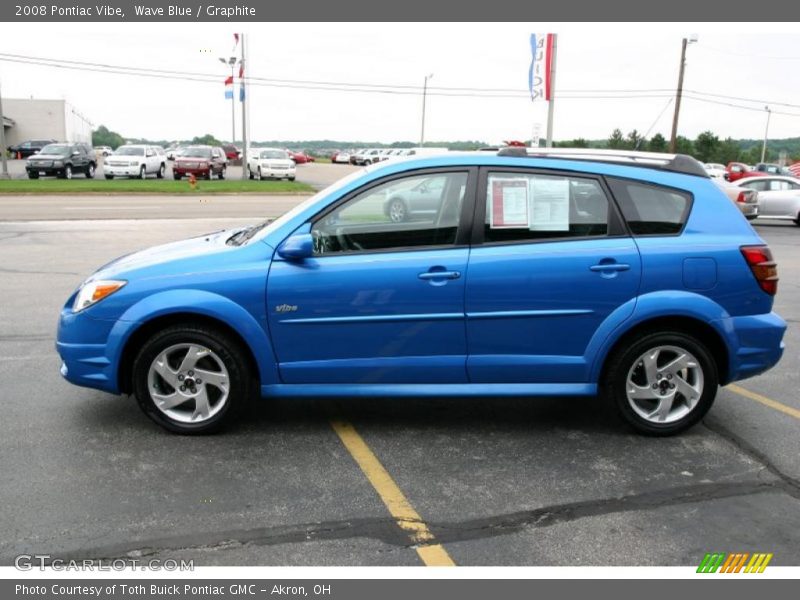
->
[[741, 245, 778, 295], [736, 191, 747, 203]]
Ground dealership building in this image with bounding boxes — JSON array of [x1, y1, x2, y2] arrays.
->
[[1, 98, 93, 147]]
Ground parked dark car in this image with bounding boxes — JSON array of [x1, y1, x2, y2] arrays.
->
[[173, 145, 227, 180], [8, 139, 57, 158], [25, 142, 96, 179]]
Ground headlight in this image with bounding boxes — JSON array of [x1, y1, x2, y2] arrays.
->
[[73, 280, 126, 312]]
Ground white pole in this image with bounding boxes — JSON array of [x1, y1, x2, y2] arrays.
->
[[0, 79, 8, 179], [240, 33, 248, 180], [761, 106, 771, 163], [545, 34, 557, 148]]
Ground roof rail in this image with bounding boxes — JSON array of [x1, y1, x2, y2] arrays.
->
[[496, 146, 708, 178]]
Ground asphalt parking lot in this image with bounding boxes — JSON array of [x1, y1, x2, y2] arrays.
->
[[0, 179, 798, 566]]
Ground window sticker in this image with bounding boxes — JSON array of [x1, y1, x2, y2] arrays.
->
[[489, 178, 529, 228], [529, 176, 570, 231]]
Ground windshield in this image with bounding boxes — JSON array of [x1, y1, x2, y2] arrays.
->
[[242, 168, 368, 245], [183, 147, 212, 158], [260, 150, 288, 159], [39, 144, 71, 156], [115, 146, 145, 156]]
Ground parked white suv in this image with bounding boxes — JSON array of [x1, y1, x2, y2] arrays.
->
[[104, 144, 167, 179], [247, 148, 296, 181]]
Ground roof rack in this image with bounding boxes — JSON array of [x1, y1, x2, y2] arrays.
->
[[496, 146, 708, 178]]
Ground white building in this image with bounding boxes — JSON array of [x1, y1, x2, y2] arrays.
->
[[2, 98, 93, 146]]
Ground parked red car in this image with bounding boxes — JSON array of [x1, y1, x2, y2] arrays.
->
[[221, 144, 241, 161], [173, 145, 227, 180], [285, 149, 315, 164], [725, 162, 766, 182]]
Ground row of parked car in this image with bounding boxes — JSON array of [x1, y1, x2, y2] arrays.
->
[[331, 147, 448, 166], [706, 161, 800, 225]]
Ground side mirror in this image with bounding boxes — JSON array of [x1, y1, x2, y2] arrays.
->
[[278, 233, 314, 260]]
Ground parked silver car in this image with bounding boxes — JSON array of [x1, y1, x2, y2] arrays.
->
[[733, 175, 800, 224], [713, 179, 759, 220]]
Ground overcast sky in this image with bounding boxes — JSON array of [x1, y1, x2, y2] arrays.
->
[[1, 22, 799, 145]]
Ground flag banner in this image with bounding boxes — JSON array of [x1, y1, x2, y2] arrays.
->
[[528, 33, 554, 102], [224, 75, 233, 99]]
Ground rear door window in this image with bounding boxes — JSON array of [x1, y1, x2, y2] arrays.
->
[[607, 178, 692, 236]]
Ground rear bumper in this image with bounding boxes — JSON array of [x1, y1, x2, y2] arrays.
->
[[716, 311, 786, 383]]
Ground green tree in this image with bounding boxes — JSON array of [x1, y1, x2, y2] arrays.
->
[[191, 133, 223, 146], [694, 130, 720, 163], [675, 136, 695, 156], [714, 137, 740, 164], [607, 128, 626, 149], [626, 129, 645, 150], [92, 125, 125, 149], [648, 133, 668, 153]]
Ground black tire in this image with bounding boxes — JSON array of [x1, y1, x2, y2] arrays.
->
[[257, 167, 263, 181], [173, 173, 182, 180], [603, 331, 718, 436], [61, 165, 73, 180], [139, 165, 146, 180], [105, 175, 114, 180], [248, 165, 254, 180], [218, 166, 226, 180], [289, 177, 296, 182], [132, 324, 252, 434], [205, 169, 212, 181], [388, 198, 407, 223], [794, 212, 800, 226], [27, 172, 39, 179], [85, 163, 96, 179], [156, 163, 165, 179]]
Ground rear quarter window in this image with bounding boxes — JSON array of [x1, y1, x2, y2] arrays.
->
[[607, 178, 692, 236]]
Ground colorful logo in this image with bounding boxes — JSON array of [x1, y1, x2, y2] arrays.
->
[[697, 552, 773, 573]]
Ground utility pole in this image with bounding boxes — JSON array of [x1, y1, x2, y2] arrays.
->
[[0, 79, 9, 179], [669, 34, 698, 153], [240, 32, 248, 181], [761, 106, 772, 163], [545, 34, 557, 148], [420, 73, 433, 147]]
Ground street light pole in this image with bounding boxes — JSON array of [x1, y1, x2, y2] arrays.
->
[[420, 73, 433, 147], [669, 34, 697, 153], [0, 79, 9, 179], [761, 106, 772, 163]]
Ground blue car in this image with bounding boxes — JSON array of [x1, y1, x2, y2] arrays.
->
[[56, 148, 786, 435]]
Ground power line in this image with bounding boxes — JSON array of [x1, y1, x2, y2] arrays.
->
[[683, 94, 800, 118], [696, 43, 800, 61]]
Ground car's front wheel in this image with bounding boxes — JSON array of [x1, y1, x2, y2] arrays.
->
[[139, 165, 146, 179], [603, 331, 718, 436], [27, 171, 39, 179], [85, 163, 95, 179], [218, 166, 226, 180], [157, 163, 165, 179], [388, 198, 407, 223], [132, 324, 252, 434]]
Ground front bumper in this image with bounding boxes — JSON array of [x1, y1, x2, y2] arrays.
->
[[56, 306, 120, 394], [257, 165, 296, 179], [105, 165, 142, 177], [174, 167, 211, 176], [26, 167, 65, 177]]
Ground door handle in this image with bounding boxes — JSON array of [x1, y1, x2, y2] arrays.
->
[[418, 270, 461, 280], [590, 263, 630, 272]]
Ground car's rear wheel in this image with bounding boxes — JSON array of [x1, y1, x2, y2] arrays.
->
[[132, 325, 251, 434], [388, 198, 407, 223], [603, 331, 718, 436]]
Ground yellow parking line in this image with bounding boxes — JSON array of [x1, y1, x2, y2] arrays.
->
[[726, 384, 800, 420], [329, 419, 455, 566]]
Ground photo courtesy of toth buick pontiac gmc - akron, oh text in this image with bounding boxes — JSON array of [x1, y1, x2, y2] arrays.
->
[[56, 149, 786, 435]]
